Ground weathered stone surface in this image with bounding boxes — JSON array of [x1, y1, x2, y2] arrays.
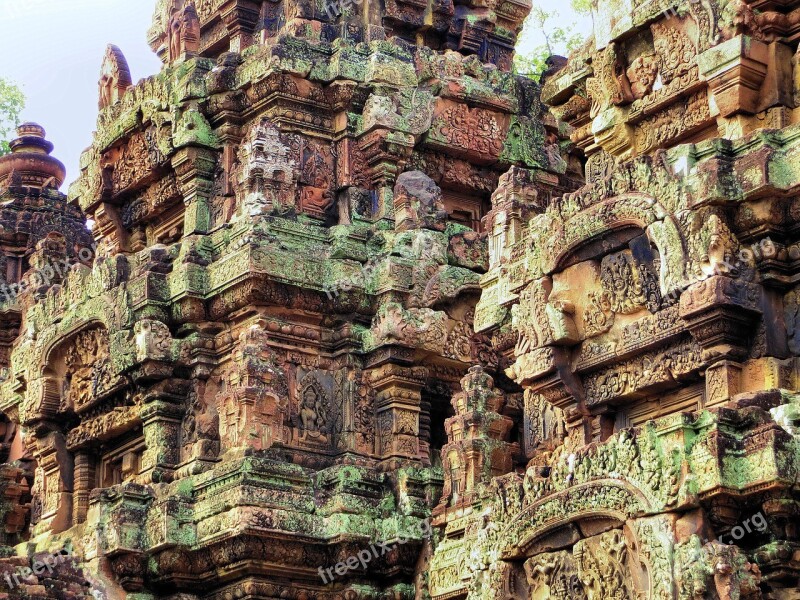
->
[[2, 0, 800, 597]]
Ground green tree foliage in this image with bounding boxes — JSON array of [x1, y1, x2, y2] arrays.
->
[[514, 8, 585, 81], [0, 78, 25, 156], [571, 0, 593, 15]]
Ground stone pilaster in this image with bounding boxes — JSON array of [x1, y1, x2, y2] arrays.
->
[[173, 147, 217, 236], [139, 382, 189, 483], [367, 362, 427, 467], [72, 450, 96, 525]]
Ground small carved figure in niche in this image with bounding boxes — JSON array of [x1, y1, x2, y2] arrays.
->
[[784, 287, 800, 355], [30, 465, 44, 524], [541, 401, 564, 442], [182, 385, 220, 460], [168, 1, 200, 62], [182, 400, 196, 448], [64, 345, 93, 410], [299, 187, 335, 215], [601, 251, 649, 315], [297, 141, 335, 218], [299, 384, 327, 441]]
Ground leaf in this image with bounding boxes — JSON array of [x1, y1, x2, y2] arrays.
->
[[513, 11, 585, 81], [571, 0, 593, 15], [0, 78, 26, 157]]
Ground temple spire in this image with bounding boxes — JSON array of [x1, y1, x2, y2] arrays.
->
[[0, 123, 66, 191]]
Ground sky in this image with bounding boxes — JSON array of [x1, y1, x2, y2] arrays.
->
[[0, 0, 591, 191]]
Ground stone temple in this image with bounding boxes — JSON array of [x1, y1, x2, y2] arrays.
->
[[1, 0, 800, 597]]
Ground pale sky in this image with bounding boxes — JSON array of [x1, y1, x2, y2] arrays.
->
[[0, 0, 590, 191]]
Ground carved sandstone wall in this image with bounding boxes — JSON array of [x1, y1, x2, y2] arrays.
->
[[2, 0, 800, 598], [1, 0, 562, 599], [432, 0, 800, 598]]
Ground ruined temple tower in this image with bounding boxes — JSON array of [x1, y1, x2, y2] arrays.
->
[[2, 0, 800, 597], [1, 0, 555, 597]]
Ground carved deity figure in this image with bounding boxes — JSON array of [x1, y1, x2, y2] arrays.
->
[[626, 54, 660, 99], [134, 320, 172, 362], [181, 385, 220, 460], [575, 530, 632, 600], [299, 384, 327, 441], [297, 141, 335, 217], [61, 329, 114, 412], [30, 465, 45, 525], [705, 542, 763, 600], [526, 552, 587, 600], [168, 1, 200, 62], [601, 251, 649, 314]]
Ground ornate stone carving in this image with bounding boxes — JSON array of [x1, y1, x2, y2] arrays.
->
[[600, 250, 651, 314], [5, 0, 800, 597], [235, 118, 299, 217], [98, 45, 133, 110], [167, 0, 200, 62], [61, 328, 117, 414], [296, 372, 330, 443]]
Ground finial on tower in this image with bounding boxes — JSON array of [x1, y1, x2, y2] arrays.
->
[[0, 123, 66, 190]]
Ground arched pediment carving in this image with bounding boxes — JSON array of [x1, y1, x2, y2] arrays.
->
[[98, 45, 133, 110], [524, 194, 689, 298], [19, 321, 120, 424], [499, 480, 652, 560]]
